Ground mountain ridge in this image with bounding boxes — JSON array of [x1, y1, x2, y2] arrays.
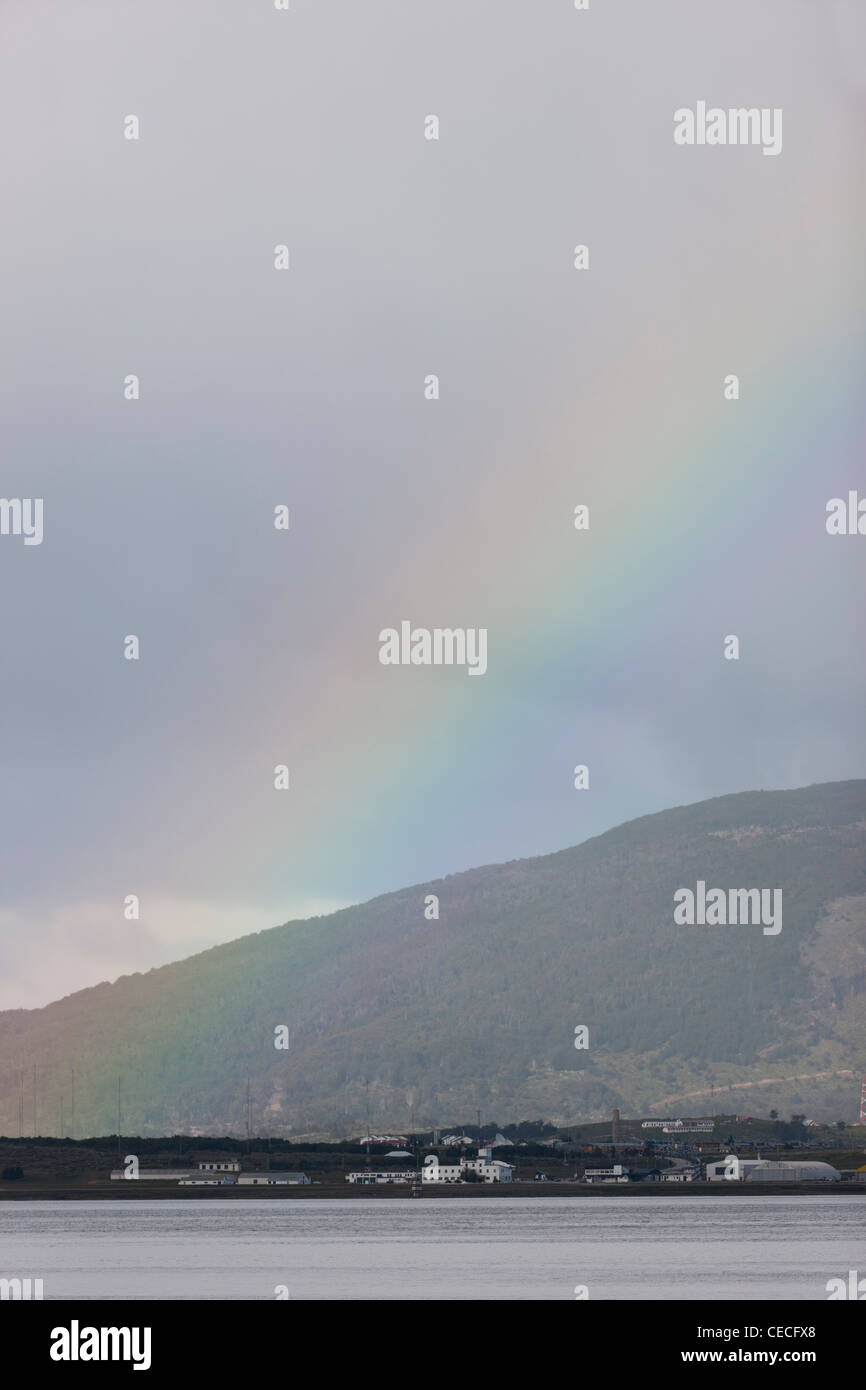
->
[[1, 779, 864, 1135]]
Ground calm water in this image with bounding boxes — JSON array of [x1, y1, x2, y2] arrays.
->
[[1, 1196, 864, 1300]]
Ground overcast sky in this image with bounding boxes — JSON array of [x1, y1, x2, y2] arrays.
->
[[1, 0, 864, 1007]]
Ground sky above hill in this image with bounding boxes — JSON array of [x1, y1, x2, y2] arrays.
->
[[1, 0, 865, 1006]]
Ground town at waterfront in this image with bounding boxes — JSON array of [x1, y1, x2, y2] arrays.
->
[[3, 1111, 865, 1198]]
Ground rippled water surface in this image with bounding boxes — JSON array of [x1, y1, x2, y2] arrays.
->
[[1, 1196, 864, 1299]]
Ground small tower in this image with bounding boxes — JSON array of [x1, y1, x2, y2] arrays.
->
[[859, 1077, 866, 1126], [612, 1108, 621, 1144]]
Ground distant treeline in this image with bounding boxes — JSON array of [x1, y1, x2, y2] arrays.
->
[[0, 1118, 561, 1151]]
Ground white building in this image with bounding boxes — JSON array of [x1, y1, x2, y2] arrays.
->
[[584, 1164, 630, 1185], [463, 1157, 514, 1182], [421, 1155, 514, 1183], [706, 1155, 840, 1182], [237, 1172, 311, 1186], [110, 1168, 195, 1181], [662, 1122, 714, 1134], [179, 1176, 237, 1186], [422, 1159, 465, 1183], [346, 1171, 414, 1185], [198, 1160, 240, 1173]]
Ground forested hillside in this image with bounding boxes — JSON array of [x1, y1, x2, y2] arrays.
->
[[1, 781, 864, 1135]]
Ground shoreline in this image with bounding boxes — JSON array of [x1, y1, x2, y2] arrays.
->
[[2, 1181, 864, 1201]]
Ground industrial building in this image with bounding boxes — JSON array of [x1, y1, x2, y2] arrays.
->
[[705, 1156, 841, 1182], [237, 1171, 311, 1186], [583, 1164, 661, 1184], [178, 1176, 237, 1185], [346, 1170, 414, 1185], [110, 1159, 312, 1185], [110, 1168, 196, 1181], [583, 1164, 631, 1184]]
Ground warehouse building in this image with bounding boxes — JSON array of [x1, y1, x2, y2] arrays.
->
[[706, 1156, 840, 1182], [237, 1171, 311, 1186], [346, 1170, 414, 1185]]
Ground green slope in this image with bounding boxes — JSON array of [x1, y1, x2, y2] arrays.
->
[[1, 780, 864, 1136]]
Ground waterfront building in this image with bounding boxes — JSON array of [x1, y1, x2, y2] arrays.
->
[[705, 1156, 841, 1181], [237, 1171, 311, 1186]]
